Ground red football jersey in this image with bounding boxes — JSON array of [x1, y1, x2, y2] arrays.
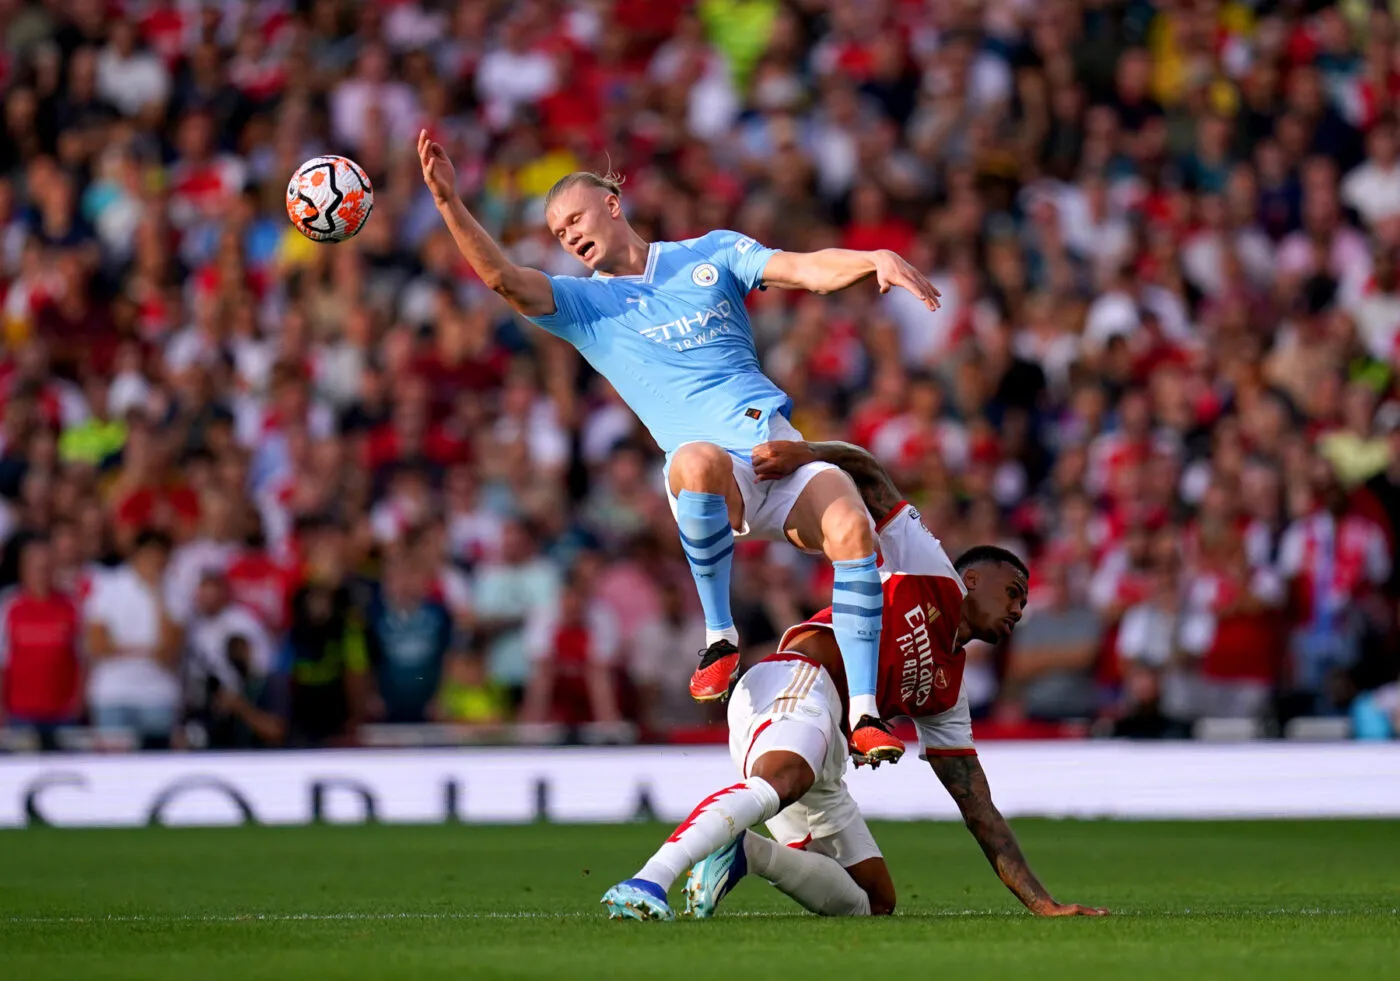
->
[[0, 590, 82, 720], [779, 501, 967, 720]]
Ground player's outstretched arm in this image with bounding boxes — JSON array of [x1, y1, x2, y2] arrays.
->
[[761, 249, 941, 311], [752, 440, 902, 524], [929, 754, 1109, 917], [418, 130, 555, 318]]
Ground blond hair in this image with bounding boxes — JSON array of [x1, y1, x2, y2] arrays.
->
[[544, 169, 626, 208]]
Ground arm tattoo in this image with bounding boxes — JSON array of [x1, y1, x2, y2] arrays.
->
[[929, 754, 1054, 912], [806, 441, 903, 522]]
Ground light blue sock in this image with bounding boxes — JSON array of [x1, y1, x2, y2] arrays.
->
[[831, 554, 883, 723], [676, 490, 735, 637]]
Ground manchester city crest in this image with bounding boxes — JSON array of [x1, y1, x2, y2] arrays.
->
[[692, 263, 718, 287]]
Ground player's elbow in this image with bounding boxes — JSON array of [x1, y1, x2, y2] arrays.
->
[[484, 265, 518, 297], [493, 268, 553, 318]]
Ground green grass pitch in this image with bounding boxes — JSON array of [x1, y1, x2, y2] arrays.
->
[[1, 820, 1396, 980]]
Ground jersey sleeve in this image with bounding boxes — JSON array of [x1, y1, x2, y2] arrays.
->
[[525, 275, 598, 348], [876, 504, 966, 594], [913, 681, 975, 757], [699, 229, 781, 294]]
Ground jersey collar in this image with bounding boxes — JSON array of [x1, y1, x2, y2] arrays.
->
[[591, 242, 659, 284]]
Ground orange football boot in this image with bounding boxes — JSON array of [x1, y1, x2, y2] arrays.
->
[[688, 640, 741, 702], [849, 716, 905, 768]]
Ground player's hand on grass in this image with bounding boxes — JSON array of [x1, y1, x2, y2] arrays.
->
[[418, 129, 457, 206], [752, 440, 816, 481], [1032, 901, 1110, 917], [873, 250, 941, 312]]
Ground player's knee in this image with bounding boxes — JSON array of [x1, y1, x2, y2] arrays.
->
[[821, 498, 875, 560], [749, 752, 815, 808], [669, 442, 732, 493]]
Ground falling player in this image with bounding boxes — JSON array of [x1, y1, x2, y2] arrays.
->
[[600, 439, 1109, 921], [418, 132, 942, 759]]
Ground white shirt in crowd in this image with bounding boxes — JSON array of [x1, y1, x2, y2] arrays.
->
[[1341, 160, 1400, 228], [83, 566, 179, 711], [164, 539, 239, 626], [329, 78, 418, 151], [96, 45, 170, 118], [475, 46, 558, 131], [1344, 285, 1400, 362], [448, 507, 505, 565], [472, 559, 560, 687], [1117, 603, 1182, 668], [185, 602, 274, 705], [881, 272, 962, 366]]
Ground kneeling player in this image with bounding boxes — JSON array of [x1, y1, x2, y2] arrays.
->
[[601, 440, 1107, 920]]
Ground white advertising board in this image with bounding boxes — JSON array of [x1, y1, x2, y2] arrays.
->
[[1, 743, 1398, 828]]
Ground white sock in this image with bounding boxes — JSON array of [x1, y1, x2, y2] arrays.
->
[[636, 777, 781, 891], [849, 693, 880, 728], [706, 626, 740, 648], [743, 833, 871, 916]]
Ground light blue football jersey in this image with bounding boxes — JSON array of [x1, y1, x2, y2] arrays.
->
[[527, 229, 792, 456]]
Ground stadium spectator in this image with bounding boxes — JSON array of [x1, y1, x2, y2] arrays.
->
[[366, 549, 455, 724], [1278, 457, 1391, 713], [164, 489, 241, 626], [282, 522, 368, 748], [628, 577, 712, 734], [0, 536, 82, 747], [1180, 528, 1286, 722], [472, 518, 560, 702], [998, 565, 1102, 723], [520, 569, 622, 727], [183, 570, 281, 749], [82, 530, 182, 748], [434, 650, 510, 727]]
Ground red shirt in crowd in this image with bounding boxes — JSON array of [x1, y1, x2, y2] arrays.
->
[[226, 550, 298, 633], [411, 351, 506, 408], [0, 589, 82, 721], [363, 424, 472, 472], [841, 219, 917, 256], [114, 483, 201, 532], [1278, 511, 1391, 624], [1195, 571, 1283, 685]]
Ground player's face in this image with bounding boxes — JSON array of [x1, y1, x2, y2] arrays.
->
[[546, 185, 624, 272], [965, 562, 1028, 645]]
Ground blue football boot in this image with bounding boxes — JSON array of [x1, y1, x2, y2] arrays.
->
[[600, 878, 675, 922], [683, 831, 749, 919]]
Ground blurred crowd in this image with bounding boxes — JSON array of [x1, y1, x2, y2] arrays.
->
[[1, 0, 1399, 751]]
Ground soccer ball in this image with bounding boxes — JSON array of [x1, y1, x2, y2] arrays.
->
[[286, 155, 374, 243]]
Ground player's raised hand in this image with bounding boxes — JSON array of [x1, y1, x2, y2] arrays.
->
[[418, 129, 457, 206], [1034, 901, 1110, 917], [872, 250, 941, 312], [752, 440, 816, 481]]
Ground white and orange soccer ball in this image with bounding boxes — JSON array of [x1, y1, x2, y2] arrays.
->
[[286, 155, 374, 243]]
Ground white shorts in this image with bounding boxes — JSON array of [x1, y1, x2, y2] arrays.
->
[[663, 416, 838, 543], [728, 656, 883, 867]]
